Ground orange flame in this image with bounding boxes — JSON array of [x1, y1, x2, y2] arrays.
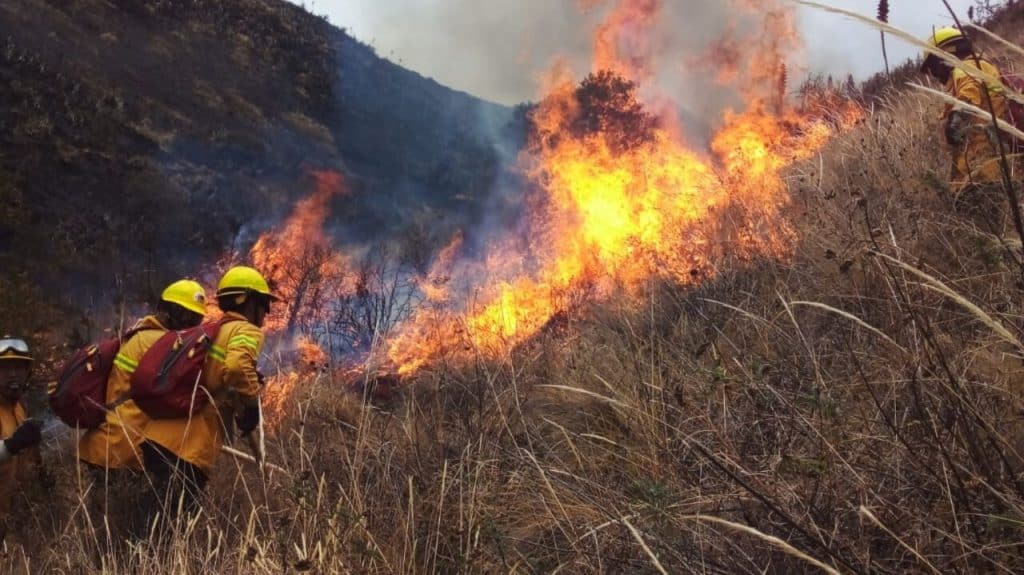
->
[[228, 2, 863, 403], [244, 171, 352, 428], [382, 1, 862, 376], [593, 0, 661, 82], [261, 372, 298, 430], [250, 170, 354, 335], [260, 335, 328, 430]]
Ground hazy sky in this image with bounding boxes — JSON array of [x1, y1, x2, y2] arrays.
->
[[296, 0, 976, 105]]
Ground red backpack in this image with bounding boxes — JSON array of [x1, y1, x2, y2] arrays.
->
[[130, 318, 234, 419], [49, 326, 148, 429]]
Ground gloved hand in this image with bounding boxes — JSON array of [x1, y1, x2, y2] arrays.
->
[[945, 111, 967, 146], [256, 370, 266, 387], [235, 404, 261, 437], [6, 419, 41, 455]]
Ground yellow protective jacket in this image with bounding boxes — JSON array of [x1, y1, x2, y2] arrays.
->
[[0, 398, 36, 515], [943, 57, 1009, 192], [77, 316, 166, 470], [142, 312, 263, 474]]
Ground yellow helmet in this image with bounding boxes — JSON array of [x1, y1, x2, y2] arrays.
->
[[927, 27, 965, 51], [161, 279, 208, 316], [217, 266, 280, 301], [0, 337, 32, 364], [922, 26, 966, 62]]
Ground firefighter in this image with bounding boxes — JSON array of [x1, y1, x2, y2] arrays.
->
[[0, 337, 42, 538], [141, 266, 274, 522], [76, 279, 206, 535], [921, 26, 1012, 230]]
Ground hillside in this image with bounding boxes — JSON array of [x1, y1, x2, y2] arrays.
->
[[0, 0, 513, 337]]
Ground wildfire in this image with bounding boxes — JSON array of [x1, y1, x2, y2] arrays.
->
[[233, 0, 864, 411], [244, 171, 353, 429], [382, 0, 862, 375], [260, 335, 328, 429], [261, 372, 298, 430], [250, 170, 354, 335], [592, 0, 660, 81]]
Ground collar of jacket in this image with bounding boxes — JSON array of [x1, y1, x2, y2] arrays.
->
[[134, 315, 167, 331], [223, 311, 250, 324]]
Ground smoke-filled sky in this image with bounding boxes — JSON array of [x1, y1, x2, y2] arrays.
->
[[298, 0, 976, 105]]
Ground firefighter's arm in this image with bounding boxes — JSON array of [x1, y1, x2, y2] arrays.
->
[[0, 420, 41, 462], [223, 325, 264, 401], [223, 325, 264, 436], [942, 72, 978, 146]]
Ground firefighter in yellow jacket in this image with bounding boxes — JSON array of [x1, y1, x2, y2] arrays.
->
[[141, 266, 274, 518], [921, 26, 1011, 227], [76, 280, 206, 533], [0, 337, 42, 538]]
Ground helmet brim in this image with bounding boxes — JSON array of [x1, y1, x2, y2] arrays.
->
[[173, 302, 208, 317], [217, 289, 281, 303]]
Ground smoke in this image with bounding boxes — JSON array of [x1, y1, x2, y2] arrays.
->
[[335, 0, 808, 145], [329, 0, 589, 105], [337, 1, 759, 100], [320, 0, 979, 115]]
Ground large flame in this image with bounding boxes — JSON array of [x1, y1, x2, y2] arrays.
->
[[382, 0, 862, 375], [233, 0, 864, 408], [244, 170, 353, 429], [250, 170, 354, 335]]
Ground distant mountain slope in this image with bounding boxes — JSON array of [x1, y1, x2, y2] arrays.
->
[[0, 0, 513, 331]]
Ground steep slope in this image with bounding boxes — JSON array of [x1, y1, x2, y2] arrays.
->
[[0, 0, 513, 334]]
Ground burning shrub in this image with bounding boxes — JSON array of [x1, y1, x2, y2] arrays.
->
[[561, 70, 658, 153], [250, 170, 355, 336]]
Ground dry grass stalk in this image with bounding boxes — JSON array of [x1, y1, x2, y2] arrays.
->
[[790, 300, 907, 352], [909, 83, 1024, 140], [859, 506, 943, 575], [873, 251, 1024, 350], [683, 515, 843, 575]]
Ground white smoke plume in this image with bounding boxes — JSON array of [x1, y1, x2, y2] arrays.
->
[[310, 0, 975, 106]]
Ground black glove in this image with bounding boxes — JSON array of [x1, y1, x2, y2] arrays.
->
[[6, 419, 41, 455], [235, 404, 260, 437], [945, 111, 967, 146]]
